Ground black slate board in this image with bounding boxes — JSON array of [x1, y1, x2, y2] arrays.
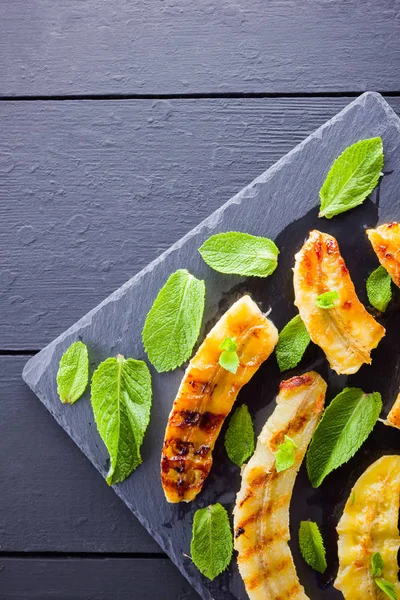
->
[[23, 92, 400, 600]]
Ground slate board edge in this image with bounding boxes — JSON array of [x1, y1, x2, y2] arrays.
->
[[21, 91, 400, 600]]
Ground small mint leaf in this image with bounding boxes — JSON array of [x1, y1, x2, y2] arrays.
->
[[276, 314, 311, 372], [191, 504, 233, 580], [142, 269, 205, 372], [219, 350, 239, 374], [199, 232, 279, 277], [375, 578, 397, 600], [316, 290, 339, 309], [306, 388, 382, 487], [219, 337, 237, 353], [367, 265, 392, 312], [319, 137, 384, 219], [56, 341, 89, 404], [299, 521, 327, 574], [224, 405, 254, 467], [371, 552, 384, 578], [275, 435, 298, 473]]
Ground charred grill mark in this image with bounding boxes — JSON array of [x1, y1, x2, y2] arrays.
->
[[164, 438, 193, 456], [194, 445, 210, 457], [245, 574, 264, 591], [237, 529, 286, 561], [169, 410, 225, 432], [325, 238, 337, 255], [279, 373, 313, 390], [238, 491, 253, 508], [186, 379, 215, 395], [343, 300, 352, 309], [235, 527, 245, 539]]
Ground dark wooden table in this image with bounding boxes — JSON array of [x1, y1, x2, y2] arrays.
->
[[1, 2, 400, 598]]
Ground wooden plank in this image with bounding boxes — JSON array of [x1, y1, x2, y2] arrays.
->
[[1, 0, 399, 96], [0, 557, 199, 600], [1, 97, 399, 349], [0, 356, 160, 552]]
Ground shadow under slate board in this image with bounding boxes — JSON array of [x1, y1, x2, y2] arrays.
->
[[23, 92, 400, 600]]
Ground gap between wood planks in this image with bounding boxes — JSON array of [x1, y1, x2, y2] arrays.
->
[[1, 90, 400, 102]]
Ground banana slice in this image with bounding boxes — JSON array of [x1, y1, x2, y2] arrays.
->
[[234, 371, 326, 600], [161, 295, 278, 503], [382, 393, 400, 429], [335, 455, 400, 599], [367, 222, 400, 287], [294, 230, 385, 375]]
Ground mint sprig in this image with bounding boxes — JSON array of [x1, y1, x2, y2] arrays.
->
[[276, 314, 311, 372], [299, 521, 327, 574], [219, 337, 239, 374], [191, 504, 233, 581], [275, 435, 298, 472], [367, 265, 392, 312], [56, 341, 89, 404], [316, 290, 339, 309], [142, 269, 205, 372], [224, 405, 254, 467], [319, 137, 384, 219], [91, 355, 152, 485], [199, 232, 279, 277], [371, 553, 398, 599], [307, 388, 382, 487]]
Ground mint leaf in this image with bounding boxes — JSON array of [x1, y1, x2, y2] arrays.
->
[[307, 388, 382, 487], [191, 503, 233, 580], [371, 553, 397, 599], [319, 137, 384, 219], [275, 435, 298, 472], [142, 269, 205, 372], [219, 337, 237, 353], [56, 341, 89, 404], [316, 290, 339, 309], [276, 314, 311, 372], [371, 552, 384, 578], [375, 578, 397, 600], [299, 521, 327, 574], [199, 232, 279, 277], [367, 265, 392, 312], [224, 405, 254, 467], [91, 355, 152, 485]]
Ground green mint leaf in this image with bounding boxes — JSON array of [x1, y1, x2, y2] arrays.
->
[[319, 137, 384, 219], [142, 269, 205, 372], [199, 232, 279, 277], [298, 521, 327, 574], [91, 355, 152, 485], [56, 341, 89, 404], [219, 350, 240, 374], [275, 435, 298, 473], [316, 290, 339, 309], [306, 388, 382, 487], [371, 552, 384, 578], [219, 337, 237, 352], [375, 578, 398, 600], [224, 405, 255, 467], [276, 314, 311, 372], [191, 503, 233, 581], [367, 265, 392, 312]]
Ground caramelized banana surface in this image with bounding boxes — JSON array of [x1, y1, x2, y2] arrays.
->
[[161, 295, 278, 503], [234, 371, 326, 600], [294, 230, 385, 374], [335, 455, 400, 599], [367, 222, 400, 287]]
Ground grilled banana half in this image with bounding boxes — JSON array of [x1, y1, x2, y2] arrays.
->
[[294, 230, 385, 375], [161, 295, 278, 503], [367, 222, 400, 287], [382, 393, 400, 429], [335, 455, 400, 599], [234, 371, 326, 600]]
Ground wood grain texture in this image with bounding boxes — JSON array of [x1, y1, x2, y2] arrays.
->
[[1, 97, 399, 350], [1, 0, 400, 96], [0, 356, 159, 553], [0, 557, 199, 600]]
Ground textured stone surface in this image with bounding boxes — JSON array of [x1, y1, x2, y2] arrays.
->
[[23, 93, 400, 599]]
